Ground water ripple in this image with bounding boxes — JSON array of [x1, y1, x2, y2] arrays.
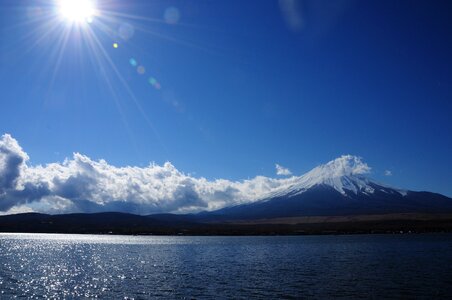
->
[[0, 233, 451, 298]]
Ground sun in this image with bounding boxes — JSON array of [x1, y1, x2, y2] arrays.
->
[[57, 0, 97, 24]]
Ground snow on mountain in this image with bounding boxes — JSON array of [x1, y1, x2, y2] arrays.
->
[[266, 155, 406, 199], [207, 155, 452, 221]]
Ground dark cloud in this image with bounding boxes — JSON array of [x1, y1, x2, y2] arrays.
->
[[0, 134, 28, 192], [0, 183, 50, 211]]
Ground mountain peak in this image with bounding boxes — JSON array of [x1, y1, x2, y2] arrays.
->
[[269, 155, 400, 198], [292, 155, 373, 195], [309, 155, 371, 179]]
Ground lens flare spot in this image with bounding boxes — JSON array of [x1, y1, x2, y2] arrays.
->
[[148, 77, 161, 90], [137, 66, 146, 74], [118, 23, 135, 41], [113, 43, 119, 48], [148, 77, 157, 85], [129, 58, 137, 67], [164, 7, 180, 25]]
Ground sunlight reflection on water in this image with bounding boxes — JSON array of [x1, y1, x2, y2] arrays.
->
[[1, 233, 451, 299], [0, 232, 191, 245]]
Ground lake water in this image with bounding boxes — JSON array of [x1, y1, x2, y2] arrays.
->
[[0, 233, 451, 299]]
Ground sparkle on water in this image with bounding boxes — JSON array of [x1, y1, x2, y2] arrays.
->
[[1, 233, 452, 298]]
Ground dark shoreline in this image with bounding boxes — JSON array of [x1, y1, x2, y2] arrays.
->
[[1, 212, 452, 236]]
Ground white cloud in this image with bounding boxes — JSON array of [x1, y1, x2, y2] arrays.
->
[[316, 155, 371, 176], [0, 134, 376, 215], [384, 170, 392, 176], [0, 134, 302, 215], [0, 204, 35, 216], [275, 164, 292, 176]]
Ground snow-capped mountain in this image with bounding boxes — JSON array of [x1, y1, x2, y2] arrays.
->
[[206, 156, 452, 221], [265, 155, 406, 198]]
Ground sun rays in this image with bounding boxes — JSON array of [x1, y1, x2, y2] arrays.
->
[[4, 0, 225, 161], [12, 0, 174, 152]]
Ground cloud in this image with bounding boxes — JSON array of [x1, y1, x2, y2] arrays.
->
[[0, 204, 35, 216], [0, 134, 28, 191], [384, 170, 392, 176], [1, 134, 302, 215], [0, 134, 375, 215], [0, 134, 50, 211], [316, 155, 371, 176], [275, 164, 292, 176]]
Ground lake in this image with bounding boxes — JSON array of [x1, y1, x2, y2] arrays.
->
[[0, 233, 451, 299]]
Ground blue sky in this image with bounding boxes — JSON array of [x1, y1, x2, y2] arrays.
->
[[0, 0, 451, 198]]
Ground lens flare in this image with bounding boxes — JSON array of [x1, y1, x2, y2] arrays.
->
[[129, 58, 137, 67], [16, 0, 171, 153], [148, 77, 161, 90], [148, 77, 157, 85], [137, 66, 146, 74], [118, 23, 135, 41], [164, 7, 181, 25]]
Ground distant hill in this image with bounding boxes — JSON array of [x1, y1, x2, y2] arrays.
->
[[1, 211, 452, 235]]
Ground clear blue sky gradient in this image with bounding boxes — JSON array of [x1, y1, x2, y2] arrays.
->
[[0, 0, 451, 196]]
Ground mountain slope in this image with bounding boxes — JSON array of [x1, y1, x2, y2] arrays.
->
[[203, 156, 452, 221]]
